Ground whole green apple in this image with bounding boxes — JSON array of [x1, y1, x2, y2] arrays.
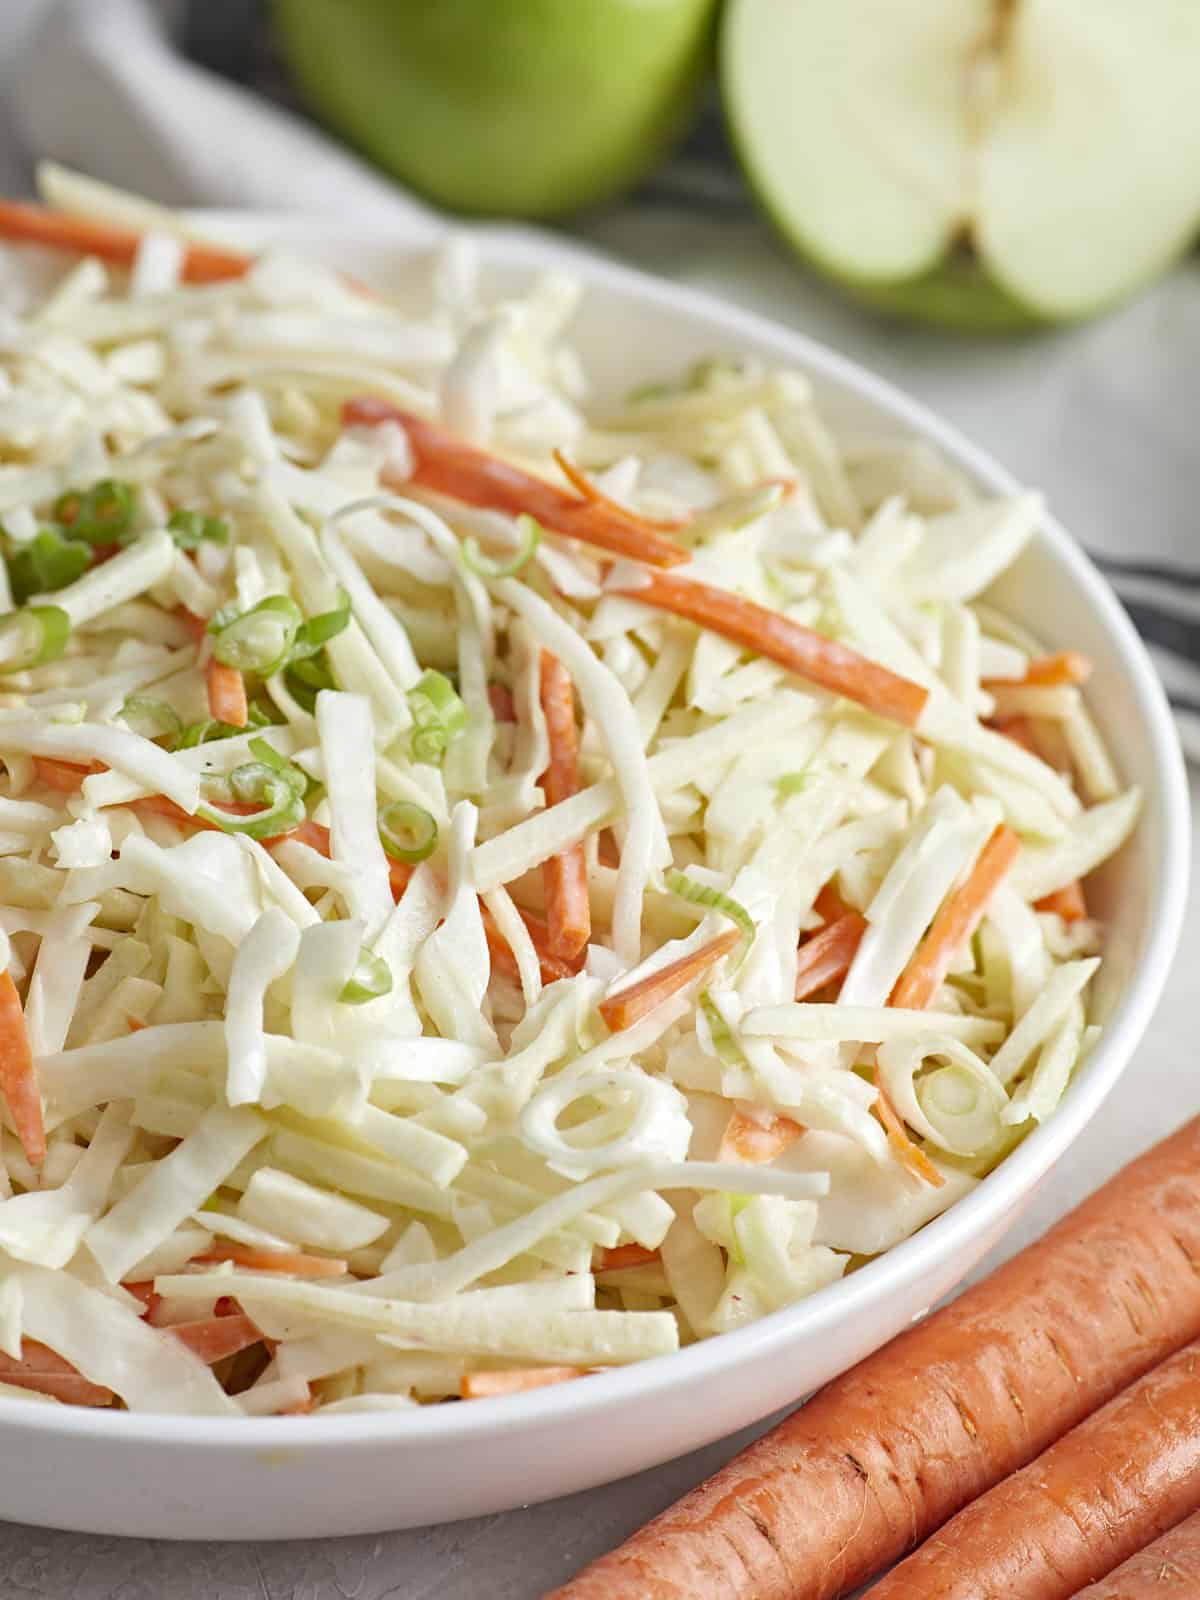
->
[[274, 0, 718, 219]]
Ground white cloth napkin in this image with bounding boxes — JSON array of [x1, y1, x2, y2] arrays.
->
[[5, 0, 1200, 753]]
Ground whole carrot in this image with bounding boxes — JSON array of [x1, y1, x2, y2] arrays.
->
[[871, 1339, 1200, 1599], [1071, 1507, 1200, 1597], [550, 1117, 1200, 1600]]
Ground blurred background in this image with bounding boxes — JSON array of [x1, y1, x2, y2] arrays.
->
[[1, 0, 1197, 757]]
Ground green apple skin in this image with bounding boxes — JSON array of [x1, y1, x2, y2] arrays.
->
[[274, 0, 718, 219], [838, 256, 1048, 334]]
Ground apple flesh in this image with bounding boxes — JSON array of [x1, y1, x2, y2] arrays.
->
[[722, 0, 1200, 326], [274, 0, 718, 219]]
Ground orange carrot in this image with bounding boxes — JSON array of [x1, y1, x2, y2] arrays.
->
[[874, 1090, 945, 1189], [481, 903, 582, 988], [870, 1339, 1200, 1600], [487, 681, 516, 723], [193, 1245, 348, 1278], [1036, 881, 1089, 922], [460, 1367, 593, 1400], [793, 913, 866, 1002], [889, 824, 1021, 1010], [0, 200, 251, 283], [123, 1281, 160, 1319], [551, 1115, 1200, 1600], [539, 650, 590, 962], [597, 1244, 661, 1272], [174, 604, 210, 646], [0, 971, 44, 1170], [31, 755, 101, 793], [168, 1313, 264, 1364], [126, 1015, 147, 1033], [813, 881, 855, 924], [0, 1341, 112, 1406], [552, 449, 684, 534], [719, 1108, 805, 1165], [1071, 1508, 1200, 1597], [205, 657, 249, 729], [342, 399, 691, 568], [984, 649, 1093, 690], [598, 929, 741, 1034], [991, 714, 1041, 755], [608, 566, 928, 728]]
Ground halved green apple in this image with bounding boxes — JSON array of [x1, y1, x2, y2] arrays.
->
[[722, 0, 1200, 327]]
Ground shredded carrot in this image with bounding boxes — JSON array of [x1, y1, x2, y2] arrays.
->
[[193, 1245, 349, 1278], [123, 1281, 161, 1320], [342, 400, 692, 568], [0, 971, 44, 1170], [0, 200, 251, 283], [126, 1015, 147, 1033], [205, 657, 249, 728], [460, 1367, 593, 1400], [168, 1313, 264, 1364], [1036, 881, 1089, 922], [890, 824, 1021, 1011], [874, 1091, 945, 1189], [608, 566, 929, 729], [597, 1244, 661, 1272], [793, 912, 867, 1002], [281, 1389, 316, 1415], [985, 650, 1093, 689], [174, 604, 209, 646], [31, 755, 101, 793], [487, 681, 516, 723], [991, 714, 1041, 756], [481, 904, 581, 987], [0, 1340, 113, 1406], [552, 449, 684, 534], [813, 881, 855, 924], [599, 929, 741, 1034], [718, 1108, 805, 1165], [539, 650, 591, 962]]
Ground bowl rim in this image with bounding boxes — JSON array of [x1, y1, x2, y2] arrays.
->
[[4, 217, 1189, 1451]]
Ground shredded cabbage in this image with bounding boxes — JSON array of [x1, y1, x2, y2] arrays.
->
[[0, 193, 1137, 1413]]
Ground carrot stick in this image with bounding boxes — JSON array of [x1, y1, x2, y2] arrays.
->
[[0, 1341, 112, 1406], [539, 650, 590, 962], [608, 567, 929, 729], [481, 903, 582, 987], [0, 971, 45, 1170], [991, 714, 1041, 755], [193, 1245, 348, 1278], [0, 200, 252, 283], [205, 658, 249, 729], [719, 1108, 805, 1165], [1071, 1507, 1200, 1597], [889, 824, 1021, 1010], [984, 649, 1093, 689], [598, 929, 741, 1034], [813, 882, 855, 924], [552, 449, 684, 534], [550, 1116, 1200, 1600], [342, 399, 692, 568], [487, 681, 516, 723], [168, 1313, 264, 1364], [31, 756, 101, 792], [874, 1090, 945, 1189], [460, 1367, 593, 1400], [597, 1244, 661, 1272], [793, 913, 867, 1002], [174, 605, 210, 646], [1036, 881, 1089, 922], [870, 1338, 1200, 1600]]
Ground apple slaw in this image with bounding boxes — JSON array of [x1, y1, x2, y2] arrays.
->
[[0, 179, 1139, 1416]]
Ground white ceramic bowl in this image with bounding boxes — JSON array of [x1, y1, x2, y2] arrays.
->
[[0, 219, 1187, 1540]]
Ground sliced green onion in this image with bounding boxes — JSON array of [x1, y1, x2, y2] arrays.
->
[[283, 651, 337, 712], [627, 380, 676, 404], [167, 508, 229, 549], [0, 606, 71, 674], [689, 357, 743, 390], [120, 696, 182, 744], [340, 951, 394, 1005], [246, 737, 308, 798], [664, 870, 755, 962], [6, 527, 91, 604], [53, 479, 137, 544], [461, 515, 541, 580], [698, 991, 745, 1067], [289, 589, 351, 662], [210, 595, 302, 675], [407, 669, 467, 766], [378, 801, 438, 864], [197, 768, 305, 840], [178, 718, 246, 749]]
